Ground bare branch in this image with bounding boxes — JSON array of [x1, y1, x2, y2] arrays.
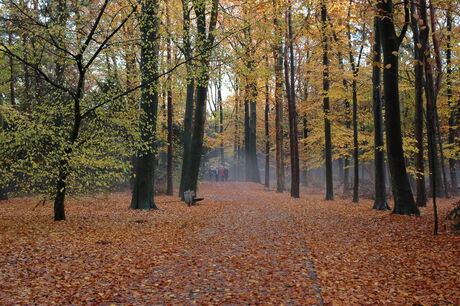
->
[[84, 5, 137, 71], [80, 0, 109, 55]]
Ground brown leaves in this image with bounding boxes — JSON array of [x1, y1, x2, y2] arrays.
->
[[0, 184, 458, 304], [286, 192, 460, 305]]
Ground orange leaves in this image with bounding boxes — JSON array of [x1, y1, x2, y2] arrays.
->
[[286, 192, 460, 305], [0, 183, 459, 304]]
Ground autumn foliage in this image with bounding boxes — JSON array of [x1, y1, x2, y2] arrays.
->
[[1, 183, 458, 304]]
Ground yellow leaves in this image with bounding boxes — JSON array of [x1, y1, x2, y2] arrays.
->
[[385, 63, 392, 69]]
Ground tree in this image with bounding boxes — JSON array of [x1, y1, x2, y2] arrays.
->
[[264, 57, 271, 189], [273, 0, 285, 193], [183, 0, 219, 195], [346, 0, 365, 203], [417, 0, 446, 199], [1, 0, 137, 220], [178, 0, 195, 199], [409, 0, 427, 207], [321, 0, 333, 201], [166, 5, 174, 196], [372, 14, 390, 211], [378, 0, 419, 215], [446, 6, 458, 196], [243, 25, 261, 184], [285, 5, 300, 198], [131, 0, 161, 209]]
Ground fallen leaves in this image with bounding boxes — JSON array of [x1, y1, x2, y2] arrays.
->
[[285, 190, 460, 305], [0, 183, 459, 304]]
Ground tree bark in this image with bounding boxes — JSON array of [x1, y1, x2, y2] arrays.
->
[[418, 0, 444, 199], [429, 3, 449, 199], [0, 99, 7, 200], [53, 0, 72, 220], [346, 3, 362, 203], [218, 77, 224, 166], [446, 7, 458, 196], [372, 16, 390, 210], [321, 0, 333, 200], [130, 0, 160, 210], [301, 115, 308, 187], [378, 0, 419, 215], [409, 1, 427, 206], [184, 0, 218, 195], [273, 0, 285, 193], [179, 0, 195, 198], [242, 27, 260, 184], [166, 5, 174, 196], [8, 28, 15, 106], [264, 76, 270, 189], [285, 7, 300, 198]]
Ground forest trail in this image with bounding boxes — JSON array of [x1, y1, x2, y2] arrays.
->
[[148, 182, 323, 304]]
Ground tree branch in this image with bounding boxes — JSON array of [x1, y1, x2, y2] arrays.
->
[[84, 5, 137, 71], [0, 43, 74, 97], [80, 0, 109, 55], [397, 0, 409, 46]]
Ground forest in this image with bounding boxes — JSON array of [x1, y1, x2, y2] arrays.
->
[[0, 0, 459, 304]]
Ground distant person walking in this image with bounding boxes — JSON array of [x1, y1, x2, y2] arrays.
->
[[214, 168, 219, 182], [224, 168, 229, 181], [219, 167, 225, 182]]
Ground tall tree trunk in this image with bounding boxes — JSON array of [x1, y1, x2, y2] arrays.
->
[[243, 27, 260, 183], [234, 84, 241, 181], [346, 4, 362, 203], [418, 0, 444, 199], [372, 16, 390, 210], [130, 0, 160, 210], [429, 3, 449, 198], [302, 115, 308, 187], [1, 21, 15, 200], [248, 82, 260, 183], [378, 0, 419, 215], [285, 7, 300, 198], [244, 85, 250, 178], [321, 0, 333, 200], [179, 0, 195, 198], [184, 0, 218, 195], [446, 7, 458, 196], [0, 98, 7, 200], [410, 1, 427, 206], [332, 32, 350, 196], [273, 0, 285, 193], [351, 77, 359, 203], [8, 28, 15, 105], [166, 6, 174, 196], [301, 80, 309, 187], [218, 77, 224, 166], [264, 75, 270, 189], [53, 0, 72, 220]]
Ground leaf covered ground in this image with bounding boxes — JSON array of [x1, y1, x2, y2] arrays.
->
[[0, 182, 459, 304]]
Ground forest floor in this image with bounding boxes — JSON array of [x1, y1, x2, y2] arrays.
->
[[0, 182, 459, 305]]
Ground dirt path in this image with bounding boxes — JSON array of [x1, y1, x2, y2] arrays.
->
[[140, 182, 323, 304]]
